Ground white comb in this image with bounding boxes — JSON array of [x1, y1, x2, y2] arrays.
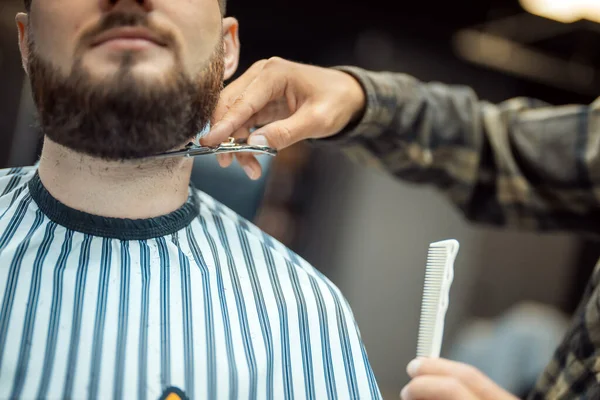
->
[[416, 239, 459, 359]]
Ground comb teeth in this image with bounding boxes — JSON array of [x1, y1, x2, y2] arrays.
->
[[416, 240, 459, 358]]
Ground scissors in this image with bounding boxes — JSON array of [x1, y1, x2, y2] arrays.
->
[[146, 136, 278, 160]]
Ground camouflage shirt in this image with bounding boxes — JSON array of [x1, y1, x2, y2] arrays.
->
[[322, 66, 600, 399]]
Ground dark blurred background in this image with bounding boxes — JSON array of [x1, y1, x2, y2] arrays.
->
[[2, 0, 600, 398]]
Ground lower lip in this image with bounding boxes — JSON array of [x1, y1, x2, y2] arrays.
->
[[94, 38, 162, 51]]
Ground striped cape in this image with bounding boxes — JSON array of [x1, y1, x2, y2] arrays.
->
[[0, 166, 381, 400]]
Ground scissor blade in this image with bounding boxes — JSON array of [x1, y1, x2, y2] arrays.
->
[[145, 143, 277, 160], [214, 146, 278, 156], [147, 146, 214, 159]]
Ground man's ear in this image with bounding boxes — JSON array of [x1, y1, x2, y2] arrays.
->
[[222, 17, 240, 81], [15, 13, 29, 74]]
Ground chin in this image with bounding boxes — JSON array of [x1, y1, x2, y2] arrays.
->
[[84, 67, 175, 91], [128, 64, 179, 83], [83, 51, 175, 80]]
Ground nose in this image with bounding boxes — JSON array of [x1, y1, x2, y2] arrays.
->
[[100, 0, 154, 12]]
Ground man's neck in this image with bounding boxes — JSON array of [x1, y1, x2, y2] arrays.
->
[[37, 137, 194, 219]]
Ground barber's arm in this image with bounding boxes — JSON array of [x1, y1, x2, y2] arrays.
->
[[204, 57, 600, 236], [326, 66, 600, 236]]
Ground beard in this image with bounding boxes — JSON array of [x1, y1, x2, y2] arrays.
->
[[27, 13, 225, 161]]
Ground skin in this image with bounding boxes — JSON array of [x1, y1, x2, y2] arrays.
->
[[15, 0, 240, 219], [401, 358, 518, 400]]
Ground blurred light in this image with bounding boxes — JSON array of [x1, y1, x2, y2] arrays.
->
[[452, 29, 600, 95], [519, 0, 600, 24]]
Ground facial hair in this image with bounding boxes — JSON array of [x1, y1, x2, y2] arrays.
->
[[27, 12, 225, 161]]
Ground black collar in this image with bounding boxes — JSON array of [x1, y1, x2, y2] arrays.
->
[[28, 171, 199, 240]]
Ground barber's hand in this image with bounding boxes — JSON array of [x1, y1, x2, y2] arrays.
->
[[202, 57, 366, 179], [401, 358, 519, 400]]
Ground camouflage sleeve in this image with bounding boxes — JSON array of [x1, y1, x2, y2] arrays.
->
[[317, 66, 600, 236]]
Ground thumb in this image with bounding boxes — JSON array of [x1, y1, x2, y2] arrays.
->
[[247, 107, 318, 150]]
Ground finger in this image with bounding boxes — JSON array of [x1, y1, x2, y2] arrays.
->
[[407, 358, 516, 400], [211, 59, 268, 124], [235, 153, 263, 180], [204, 64, 287, 145], [229, 127, 263, 179], [247, 105, 321, 150], [252, 99, 292, 127], [215, 122, 253, 169], [217, 154, 233, 168], [213, 102, 289, 160], [400, 376, 478, 400]]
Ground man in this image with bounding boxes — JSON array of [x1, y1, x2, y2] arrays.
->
[[0, 1, 381, 399], [202, 58, 600, 399]]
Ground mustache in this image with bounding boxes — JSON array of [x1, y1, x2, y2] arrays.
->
[[79, 12, 175, 49]]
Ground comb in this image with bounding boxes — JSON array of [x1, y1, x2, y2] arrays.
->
[[416, 239, 459, 359]]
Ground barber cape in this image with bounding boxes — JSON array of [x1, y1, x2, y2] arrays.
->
[[0, 166, 381, 400]]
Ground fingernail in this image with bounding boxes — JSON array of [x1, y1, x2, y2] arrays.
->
[[243, 165, 256, 179], [248, 135, 269, 147], [407, 359, 421, 377]]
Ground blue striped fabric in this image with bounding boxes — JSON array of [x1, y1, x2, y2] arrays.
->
[[0, 166, 382, 399]]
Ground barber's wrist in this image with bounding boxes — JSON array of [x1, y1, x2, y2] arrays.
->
[[326, 69, 367, 140], [311, 66, 375, 146], [344, 71, 367, 129], [340, 106, 365, 136]]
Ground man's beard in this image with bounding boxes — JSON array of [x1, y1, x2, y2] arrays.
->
[[27, 14, 224, 161]]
